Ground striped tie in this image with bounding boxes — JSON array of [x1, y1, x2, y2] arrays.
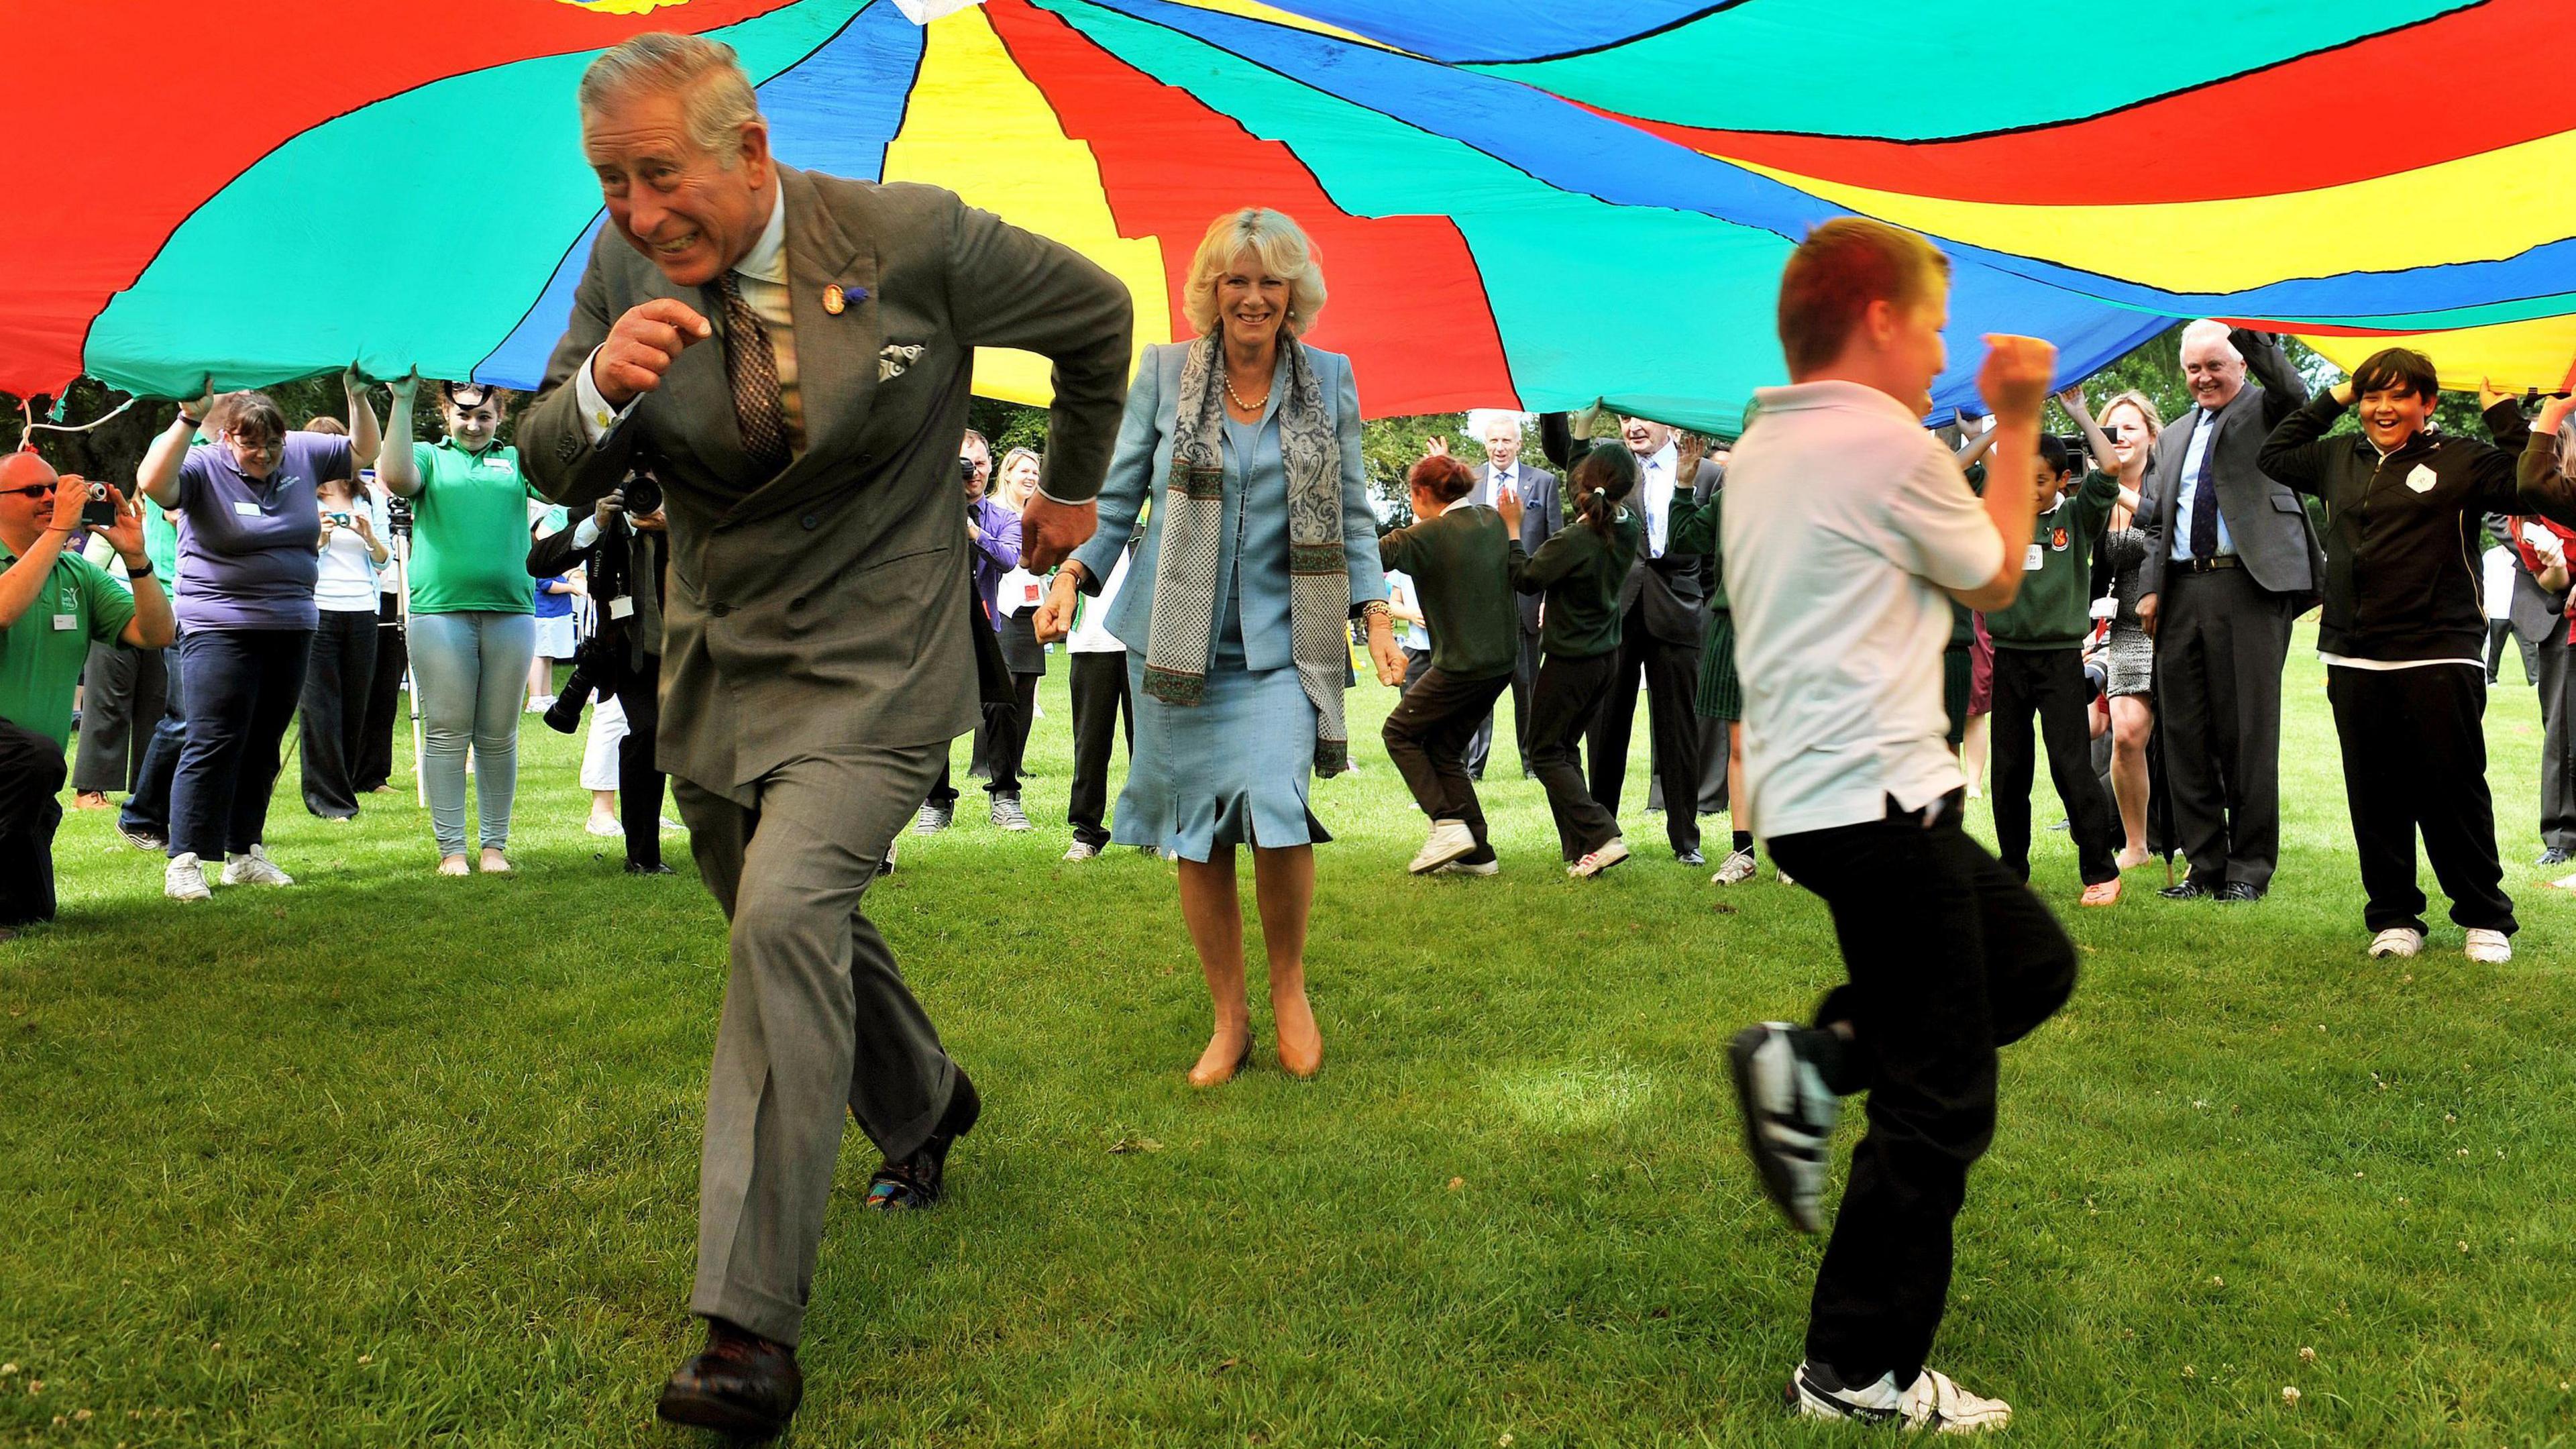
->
[[713, 274, 790, 477]]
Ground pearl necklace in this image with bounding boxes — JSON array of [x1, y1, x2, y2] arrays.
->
[[1223, 368, 1269, 413]]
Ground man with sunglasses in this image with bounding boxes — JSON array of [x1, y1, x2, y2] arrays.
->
[[0, 451, 174, 934]]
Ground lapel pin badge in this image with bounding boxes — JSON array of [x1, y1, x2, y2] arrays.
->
[[822, 284, 847, 315]]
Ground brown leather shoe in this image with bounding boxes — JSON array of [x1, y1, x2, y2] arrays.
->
[[655, 1318, 802, 1439]]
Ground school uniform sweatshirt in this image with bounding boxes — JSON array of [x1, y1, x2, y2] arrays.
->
[[1375, 504, 1521, 680], [2258, 395, 2572, 663], [1985, 469, 2119, 651], [1510, 507, 1644, 659]]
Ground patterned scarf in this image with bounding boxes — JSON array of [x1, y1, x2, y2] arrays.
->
[[1141, 333, 1352, 775]]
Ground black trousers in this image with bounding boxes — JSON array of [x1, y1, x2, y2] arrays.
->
[[1067, 650, 1132, 847], [2535, 629, 2576, 853], [608, 649, 669, 869], [1528, 650, 1622, 861], [354, 592, 407, 794], [119, 629, 186, 839], [1769, 792, 2077, 1387], [1383, 666, 1512, 863], [1509, 627, 1542, 776], [72, 641, 168, 794], [1988, 647, 2120, 886], [2155, 566, 2294, 890], [0, 716, 67, 927], [930, 692, 1028, 806], [1588, 602, 1702, 855], [168, 627, 311, 861], [2326, 665, 2514, 934], [299, 608, 377, 819]]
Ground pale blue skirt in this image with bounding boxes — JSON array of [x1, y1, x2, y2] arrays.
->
[[1112, 650, 1329, 861]]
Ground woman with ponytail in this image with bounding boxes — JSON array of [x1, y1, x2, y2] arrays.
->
[[1509, 437, 1644, 877]]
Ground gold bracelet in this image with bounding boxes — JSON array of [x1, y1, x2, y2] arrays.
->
[[1360, 600, 1391, 622]]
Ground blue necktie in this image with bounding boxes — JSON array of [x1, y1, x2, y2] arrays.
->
[[2188, 410, 2220, 561]]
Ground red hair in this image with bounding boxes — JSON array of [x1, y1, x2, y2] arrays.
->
[[1407, 453, 1475, 505]]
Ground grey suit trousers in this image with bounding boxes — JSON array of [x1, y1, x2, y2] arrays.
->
[[2155, 566, 2294, 890], [2534, 630, 2576, 851], [674, 742, 959, 1347]]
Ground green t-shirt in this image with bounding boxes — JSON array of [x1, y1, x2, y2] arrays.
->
[[407, 439, 538, 615], [144, 502, 180, 585], [1986, 470, 2118, 651], [0, 542, 139, 749]]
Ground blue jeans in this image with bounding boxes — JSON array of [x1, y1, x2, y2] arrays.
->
[[120, 628, 187, 839], [410, 611, 537, 857], [168, 628, 312, 861]]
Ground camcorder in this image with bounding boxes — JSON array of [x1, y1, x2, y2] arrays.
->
[[960, 455, 978, 487], [80, 480, 117, 527], [622, 472, 662, 521]]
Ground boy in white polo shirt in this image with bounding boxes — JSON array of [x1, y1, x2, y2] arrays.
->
[[1721, 217, 2076, 1432]]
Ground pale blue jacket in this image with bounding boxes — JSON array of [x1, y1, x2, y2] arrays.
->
[[1072, 341, 1387, 670]]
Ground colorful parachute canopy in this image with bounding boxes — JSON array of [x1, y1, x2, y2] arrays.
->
[[11, 0, 2574, 435]]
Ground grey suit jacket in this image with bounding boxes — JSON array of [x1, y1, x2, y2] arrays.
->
[[2137, 336, 2321, 603], [521, 168, 1133, 802], [1468, 463, 1560, 635]]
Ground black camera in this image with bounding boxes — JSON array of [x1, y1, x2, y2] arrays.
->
[[80, 480, 117, 527], [543, 633, 615, 735], [960, 455, 978, 486], [623, 473, 662, 520]]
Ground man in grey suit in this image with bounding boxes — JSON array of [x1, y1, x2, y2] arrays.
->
[[2136, 321, 2320, 902], [518, 34, 1131, 1439], [1463, 415, 1558, 778]]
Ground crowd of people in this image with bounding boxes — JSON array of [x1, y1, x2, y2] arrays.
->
[[7, 28, 2575, 1443]]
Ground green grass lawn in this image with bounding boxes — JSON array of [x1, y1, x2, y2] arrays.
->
[[5, 625, 2573, 1446]]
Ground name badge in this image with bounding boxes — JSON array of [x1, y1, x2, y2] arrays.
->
[[485, 458, 515, 472], [51, 612, 76, 631], [231, 499, 263, 517], [608, 596, 635, 620], [2406, 464, 2438, 494], [2025, 543, 2046, 572]]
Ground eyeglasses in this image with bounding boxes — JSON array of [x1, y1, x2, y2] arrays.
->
[[0, 484, 58, 500]]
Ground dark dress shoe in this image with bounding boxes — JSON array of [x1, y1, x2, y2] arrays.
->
[[657, 1318, 802, 1439], [2537, 847, 2573, 867], [625, 861, 675, 875], [1676, 849, 1705, 867], [2216, 881, 2265, 903], [2157, 879, 2219, 901], [864, 1066, 981, 1211]]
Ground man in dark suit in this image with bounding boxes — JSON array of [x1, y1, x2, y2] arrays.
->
[[519, 33, 1131, 1440], [1464, 415, 1558, 778], [529, 474, 671, 873], [1542, 413, 1718, 861], [2135, 321, 2320, 902]]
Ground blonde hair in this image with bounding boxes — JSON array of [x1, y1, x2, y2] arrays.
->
[[1182, 209, 1326, 338], [578, 33, 764, 166], [2098, 389, 2163, 442], [2557, 416, 2575, 482]]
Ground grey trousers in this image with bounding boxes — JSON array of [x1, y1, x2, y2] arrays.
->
[[2536, 630, 2576, 851], [72, 641, 168, 794], [2154, 566, 2294, 890], [673, 741, 959, 1347]]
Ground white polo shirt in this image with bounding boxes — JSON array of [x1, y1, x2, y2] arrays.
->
[[1724, 380, 2004, 838]]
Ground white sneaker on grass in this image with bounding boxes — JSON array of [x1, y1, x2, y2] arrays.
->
[[1711, 847, 1758, 885], [1727, 1022, 1839, 1233], [2464, 928, 2512, 964], [1433, 857, 1499, 877], [164, 853, 211, 902], [1567, 837, 1629, 878], [1062, 840, 1102, 862], [1409, 818, 1477, 875], [2367, 926, 2424, 960], [1788, 1362, 2010, 1433], [221, 845, 293, 887]]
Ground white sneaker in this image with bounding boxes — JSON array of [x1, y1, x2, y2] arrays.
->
[[1409, 818, 1477, 875], [1711, 847, 1758, 885], [1788, 1362, 2010, 1434], [1433, 857, 1499, 877], [221, 845, 294, 887], [2367, 926, 2424, 960], [164, 852, 211, 902], [1568, 837, 1629, 878], [584, 814, 623, 838], [1776, 867, 1795, 887], [1728, 1022, 1840, 1233], [2464, 927, 2512, 964], [1062, 840, 1102, 862]]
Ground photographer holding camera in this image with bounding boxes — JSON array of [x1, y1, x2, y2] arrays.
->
[[531, 470, 672, 873], [0, 451, 174, 933]]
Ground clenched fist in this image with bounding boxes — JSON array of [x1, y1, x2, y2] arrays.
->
[[591, 299, 714, 407], [1976, 334, 2059, 425]]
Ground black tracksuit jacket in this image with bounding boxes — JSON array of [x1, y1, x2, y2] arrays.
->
[[2259, 396, 2573, 663]]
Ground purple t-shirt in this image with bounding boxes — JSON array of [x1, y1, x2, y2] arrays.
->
[[174, 432, 350, 631]]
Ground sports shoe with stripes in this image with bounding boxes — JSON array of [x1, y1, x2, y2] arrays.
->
[[1727, 1021, 1839, 1233], [1787, 1362, 2010, 1434]]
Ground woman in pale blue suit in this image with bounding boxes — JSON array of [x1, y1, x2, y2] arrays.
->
[[1038, 209, 1405, 1087]]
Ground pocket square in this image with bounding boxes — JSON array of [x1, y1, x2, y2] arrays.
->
[[879, 343, 925, 382]]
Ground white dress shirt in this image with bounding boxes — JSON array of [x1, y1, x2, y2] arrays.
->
[[1638, 441, 1677, 557], [577, 186, 800, 449], [2167, 407, 2236, 560]]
